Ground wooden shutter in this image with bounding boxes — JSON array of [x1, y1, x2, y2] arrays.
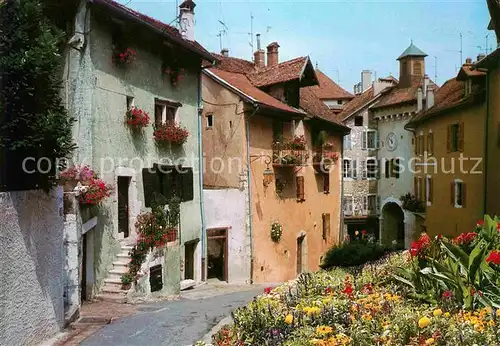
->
[[376, 159, 381, 179], [446, 125, 451, 153], [352, 160, 358, 179], [462, 183, 466, 208], [414, 176, 418, 199], [323, 173, 330, 194], [375, 131, 380, 149], [451, 181, 455, 206], [362, 160, 367, 179], [181, 167, 194, 201], [363, 196, 368, 212], [414, 135, 418, 155], [428, 132, 434, 154], [322, 213, 331, 240], [395, 159, 400, 179], [362, 132, 367, 150], [422, 134, 427, 154], [160, 166, 174, 200], [385, 160, 390, 179], [429, 177, 433, 203], [296, 176, 305, 201], [458, 122, 464, 152], [142, 166, 160, 208]]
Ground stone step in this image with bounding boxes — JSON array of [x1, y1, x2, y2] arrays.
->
[[103, 280, 122, 291], [101, 284, 128, 295], [109, 267, 129, 275], [95, 293, 127, 304], [121, 245, 134, 251], [113, 260, 130, 268], [117, 253, 131, 259]]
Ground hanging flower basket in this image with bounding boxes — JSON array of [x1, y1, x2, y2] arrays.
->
[[59, 165, 98, 192], [153, 122, 189, 145], [112, 47, 136, 66], [270, 221, 283, 243], [76, 178, 113, 206], [126, 107, 150, 128]]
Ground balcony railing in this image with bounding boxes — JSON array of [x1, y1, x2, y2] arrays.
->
[[272, 149, 309, 166]]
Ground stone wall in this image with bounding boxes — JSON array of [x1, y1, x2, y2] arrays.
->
[[0, 189, 65, 346]]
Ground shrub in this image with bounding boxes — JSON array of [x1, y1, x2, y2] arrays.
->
[[400, 193, 425, 213], [320, 241, 389, 269]]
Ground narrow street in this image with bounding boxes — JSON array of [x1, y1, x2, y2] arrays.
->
[[79, 285, 264, 346]]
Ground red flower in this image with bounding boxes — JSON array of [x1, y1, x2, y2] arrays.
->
[[264, 287, 273, 294], [486, 250, 500, 265], [342, 284, 353, 298], [476, 219, 484, 227], [361, 230, 367, 236], [452, 232, 477, 245], [497, 222, 500, 232], [441, 290, 453, 299], [324, 287, 332, 295]]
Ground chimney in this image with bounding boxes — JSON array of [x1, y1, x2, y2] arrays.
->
[[221, 48, 229, 57], [417, 87, 423, 112], [423, 74, 429, 98], [426, 85, 435, 110], [254, 34, 265, 68], [361, 70, 372, 92], [477, 53, 486, 62], [179, 0, 196, 41], [465, 57, 473, 64], [267, 42, 280, 67]]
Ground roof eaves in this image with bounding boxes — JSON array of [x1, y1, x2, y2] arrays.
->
[[89, 0, 217, 63], [341, 88, 388, 121], [203, 69, 257, 105], [300, 57, 319, 86], [475, 47, 500, 69]]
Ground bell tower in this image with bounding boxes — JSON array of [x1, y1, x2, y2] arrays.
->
[[397, 42, 427, 88]]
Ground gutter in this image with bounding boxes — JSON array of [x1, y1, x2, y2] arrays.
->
[[245, 105, 260, 284], [197, 70, 207, 281], [89, 0, 216, 64]]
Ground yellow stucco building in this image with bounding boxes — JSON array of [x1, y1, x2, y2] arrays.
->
[[405, 58, 487, 237]]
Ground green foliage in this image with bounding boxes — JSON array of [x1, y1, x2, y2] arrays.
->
[[0, 0, 75, 190], [120, 273, 133, 286], [320, 240, 389, 269], [400, 193, 425, 213]]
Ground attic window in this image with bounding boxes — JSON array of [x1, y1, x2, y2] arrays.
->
[[354, 116, 363, 127], [206, 114, 213, 128]]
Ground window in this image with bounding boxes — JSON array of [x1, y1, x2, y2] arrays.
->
[[413, 61, 422, 76], [391, 158, 400, 179], [155, 99, 180, 127], [464, 80, 472, 96], [366, 158, 377, 179], [426, 176, 433, 205], [343, 134, 352, 150], [229, 120, 233, 130], [322, 213, 331, 240], [448, 123, 463, 152], [362, 130, 378, 150], [364, 195, 377, 214], [126, 96, 134, 110], [343, 196, 353, 215], [206, 114, 213, 128], [354, 116, 363, 126], [343, 159, 352, 179], [273, 120, 284, 142], [323, 173, 330, 194], [427, 131, 434, 155], [414, 176, 422, 201], [416, 133, 425, 155], [338, 100, 343, 105], [142, 165, 194, 207], [296, 176, 305, 201], [453, 180, 466, 208]]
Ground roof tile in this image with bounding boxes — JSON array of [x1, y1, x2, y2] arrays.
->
[[309, 70, 354, 100]]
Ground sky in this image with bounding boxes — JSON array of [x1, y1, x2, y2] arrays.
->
[[117, 0, 493, 92]]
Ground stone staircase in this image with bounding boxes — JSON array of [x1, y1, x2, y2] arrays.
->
[[96, 243, 134, 303]]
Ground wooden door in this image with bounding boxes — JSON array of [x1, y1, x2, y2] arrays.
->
[[118, 176, 131, 238], [184, 242, 196, 280]]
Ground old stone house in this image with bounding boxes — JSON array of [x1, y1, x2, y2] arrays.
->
[[63, 0, 214, 301], [202, 42, 350, 283], [405, 57, 487, 237]]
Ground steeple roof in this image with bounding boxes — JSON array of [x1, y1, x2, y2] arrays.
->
[[397, 42, 428, 60]]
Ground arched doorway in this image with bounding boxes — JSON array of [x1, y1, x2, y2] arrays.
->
[[381, 202, 405, 247]]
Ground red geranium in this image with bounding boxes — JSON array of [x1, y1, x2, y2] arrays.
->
[[264, 287, 273, 294], [153, 122, 189, 145], [452, 232, 477, 245], [342, 276, 354, 298], [126, 107, 150, 128], [112, 47, 136, 65], [486, 250, 500, 265], [77, 178, 113, 205], [441, 290, 453, 299], [409, 233, 431, 258]]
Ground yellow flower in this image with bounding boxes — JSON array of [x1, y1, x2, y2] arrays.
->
[[425, 338, 435, 345], [361, 313, 372, 321], [284, 314, 293, 324], [418, 316, 431, 328], [316, 325, 333, 335], [433, 309, 443, 317], [355, 230, 359, 236], [444, 312, 451, 318]]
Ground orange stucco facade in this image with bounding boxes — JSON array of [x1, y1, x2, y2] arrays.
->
[[486, 64, 500, 217]]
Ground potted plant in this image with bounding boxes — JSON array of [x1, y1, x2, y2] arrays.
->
[[120, 273, 133, 290], [59, 165, 97, 192], [153, 122, 189, 145], [112, 47, 136, 66], [76, 178, 113, 206], [270, 221, 283, 242], [126, 107, 150, 129]]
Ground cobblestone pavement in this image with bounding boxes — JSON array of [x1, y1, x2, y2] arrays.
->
[[76, 284, 266, 346]]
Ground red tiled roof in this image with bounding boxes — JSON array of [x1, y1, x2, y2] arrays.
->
[[457, 64, 487, 80], [379, 75, 399, 83], [299, 88, 349, 129], [248, 57, 311, 87], [207, 68, 305, 115], [337, 87, 377, 120], [371, 77, 437, 109], [212, 53, 256, 74], [309, 70, 354, 100], [407, 77, 485, 126], [93, 0, 214, 61]]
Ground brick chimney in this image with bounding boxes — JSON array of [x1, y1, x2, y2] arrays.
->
[[221, 48, 229, 57], [179, 0, 196, 41], [267, 42, 280, 67], [361, 70, 372, 92], [465, 57, 473, 64], [254, 34, 265, 68]]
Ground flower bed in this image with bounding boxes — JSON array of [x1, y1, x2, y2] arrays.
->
[[197, 216, 500, 346], [153, 122, 189, 145]]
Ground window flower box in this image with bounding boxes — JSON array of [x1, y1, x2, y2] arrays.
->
[[165, 227, 178, 242], [59, 165, 98, 192], [153, 122, 189, 145], [164, 66, 185, 87], [112, 47, 136, 66], [272, 135, 309, 166], [76, 178, 113, 206], [126, 107, 150, 128]]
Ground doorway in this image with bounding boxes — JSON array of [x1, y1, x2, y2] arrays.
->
[[81, 233, 87, 301], [382, 202, 405, 248], [207, 228, 228, 282], [118, 176, 131, 238], [296, 235, 305, 275], [184, 241, 197, 280]]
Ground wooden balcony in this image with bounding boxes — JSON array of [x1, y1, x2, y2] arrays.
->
[[272, 149, 309, 167]]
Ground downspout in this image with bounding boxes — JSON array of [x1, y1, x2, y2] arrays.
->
[[246, 104, 260, 284], [483, 73, 490, 215], [340, 133, 345, 244], [197, 70, 207, 281]]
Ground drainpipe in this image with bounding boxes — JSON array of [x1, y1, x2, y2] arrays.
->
[[483, 73, 490, 215], [246, 104, 260, 284], [197, 70, 207, 282], [340, 134, 345, 244]]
